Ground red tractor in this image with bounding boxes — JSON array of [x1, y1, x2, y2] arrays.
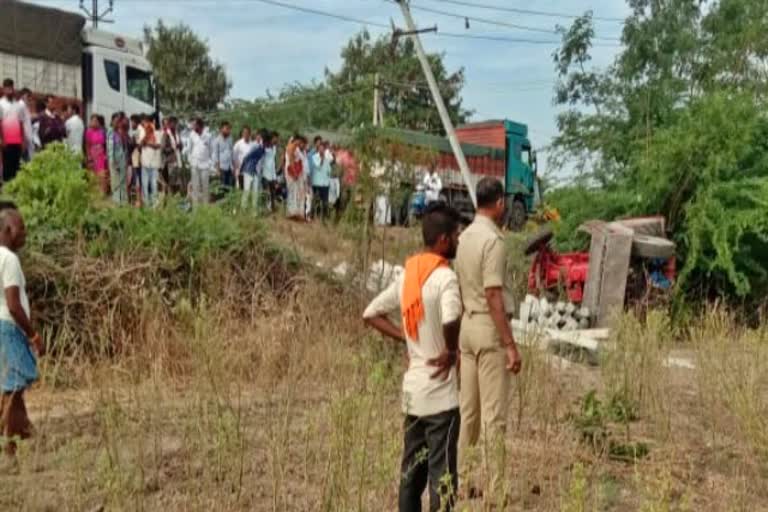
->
[[525, 229, 590, 303], [525, 221, 676, 306]]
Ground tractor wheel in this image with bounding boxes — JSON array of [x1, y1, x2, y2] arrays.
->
[[506, 198, 527, 231], [632, 235, 675, 259], [523, 227, 554, 256]]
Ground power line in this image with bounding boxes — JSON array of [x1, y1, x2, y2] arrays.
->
[[402, 1, 621, 41], [251, 0, 389, 27], [421, 0, 625, 23], [437, 31, 618, 48]]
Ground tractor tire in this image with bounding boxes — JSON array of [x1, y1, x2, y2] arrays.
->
[[632, 234, 675, 259], [523, 227, 554, 256], [506, 198, 527, 232]]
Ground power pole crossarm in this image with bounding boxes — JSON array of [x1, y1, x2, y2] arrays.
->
[[395, 0, 477, 208], [80, 0, 115, 28]]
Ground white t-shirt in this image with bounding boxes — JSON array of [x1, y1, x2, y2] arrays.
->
[[424, 172, 443, 203], [363, 265, 462, 417], [65, 115, 84, 154], [233, 138, 254, 173], [187, 130, 212, 170], [0, 246, 29, 326], [139, 126, 163, 169]]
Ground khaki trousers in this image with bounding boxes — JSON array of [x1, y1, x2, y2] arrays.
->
[[457, 312, 510, 493]]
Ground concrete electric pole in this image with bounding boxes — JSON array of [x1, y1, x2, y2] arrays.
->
[[80, 0, 115, 29], [395, 0, 477, 208]]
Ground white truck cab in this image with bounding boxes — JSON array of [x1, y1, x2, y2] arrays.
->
[[82, 28, 157, 121], [0, 2, 157, 122]]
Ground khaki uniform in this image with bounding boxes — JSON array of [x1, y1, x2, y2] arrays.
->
[[454, 214, 515, 489]]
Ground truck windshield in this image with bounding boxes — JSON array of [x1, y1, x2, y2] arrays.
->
[[127, 66, 155, 106]]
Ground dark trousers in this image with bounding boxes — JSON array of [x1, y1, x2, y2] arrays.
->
[[2, 145, 23, 183], [263, 179, 279, 211], [313, 185, 330, 219], [400, 408, 460, 512], [221, 169, 234, 190]]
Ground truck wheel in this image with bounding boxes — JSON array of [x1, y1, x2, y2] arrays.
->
[[523, 227, 554, 256], [506, 198, 527, 231], [632, 235, 676, 259]]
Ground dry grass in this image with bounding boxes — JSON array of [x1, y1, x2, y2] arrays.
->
[[2, 225, 768, 511]]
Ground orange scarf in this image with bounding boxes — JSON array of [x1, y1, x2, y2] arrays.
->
[[401, 253, 448, 341]]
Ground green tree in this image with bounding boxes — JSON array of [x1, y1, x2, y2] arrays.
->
[[144, 20, 231, 114], [548, 0, 768, 302], [326, 30, 470, 133], [218, 30, 469, 135]]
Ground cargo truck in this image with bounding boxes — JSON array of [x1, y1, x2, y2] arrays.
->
[[454, 119, 540, 230], [378, 120, 539, 229], [0, 0, 157, 121]]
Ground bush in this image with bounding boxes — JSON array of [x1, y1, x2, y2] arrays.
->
[[5, 144, 96, 246], [548, 93, 768, 303], [83, 202, 265, 262]]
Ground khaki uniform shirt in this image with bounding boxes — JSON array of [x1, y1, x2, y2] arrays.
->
[[455, 214, 515, 316]]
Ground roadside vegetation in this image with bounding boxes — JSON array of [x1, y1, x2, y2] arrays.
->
[[0, 144, 766, 510], [548, 1, 768, 309]]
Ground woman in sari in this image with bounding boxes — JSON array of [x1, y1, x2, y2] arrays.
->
[[108, 117, 130, 204], [85, 115, 108, 194], [285, 135, 308, 221]]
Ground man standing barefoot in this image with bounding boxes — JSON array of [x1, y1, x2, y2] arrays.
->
[[363, 203, 464, 512], [0, 205, 43, 463]]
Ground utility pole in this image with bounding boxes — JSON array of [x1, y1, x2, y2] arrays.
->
[[395, 0, 477, 208], [373, 73, 381, 127], [80, 0, 115, 29]]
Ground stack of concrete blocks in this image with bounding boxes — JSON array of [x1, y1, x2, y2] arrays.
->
[[519, 295, 591, 331]]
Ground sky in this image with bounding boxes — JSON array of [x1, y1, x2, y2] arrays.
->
[[29, 0, 632, 175]]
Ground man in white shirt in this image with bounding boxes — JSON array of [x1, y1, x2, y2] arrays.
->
[[363, 202, 463, 512], [423, 168, 443, 205], [187, 118, 212, 205], [0, 204, 44, 460], [64, 104, 84, 155], [232, 126, 253, 191]]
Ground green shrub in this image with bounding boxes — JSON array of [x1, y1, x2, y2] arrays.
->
[[548, 93, 768, 303], [83, 202, 265, 261], [5, 144, 96, 245]]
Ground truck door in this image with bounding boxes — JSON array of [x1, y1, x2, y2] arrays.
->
[[86, 51, 125, 120], [124, 65, 155, 119]]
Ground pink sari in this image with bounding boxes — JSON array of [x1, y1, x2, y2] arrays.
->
[[85, 127, 107, 174]]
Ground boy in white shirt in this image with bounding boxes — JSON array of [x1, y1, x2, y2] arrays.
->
[[363, 202, 463, 512], [0, 204, 43, 461]]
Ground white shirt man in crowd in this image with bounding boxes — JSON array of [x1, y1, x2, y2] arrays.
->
[[187, 118, 212, 205], [233, 126, 253, 191], [64, 104, 84, 155], [423, 168, 443, 205], [363, 202, 463, 512]]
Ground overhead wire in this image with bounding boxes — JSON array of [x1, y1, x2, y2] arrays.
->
[[421, 0, 625, 23], [398, 1, 621, 42]]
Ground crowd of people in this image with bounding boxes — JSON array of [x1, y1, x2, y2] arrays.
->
[[0, 79, 354, 221]]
